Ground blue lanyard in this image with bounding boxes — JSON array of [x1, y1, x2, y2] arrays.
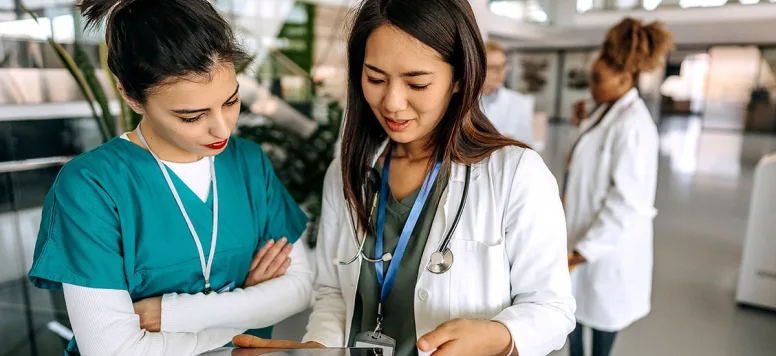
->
[[375, 143, 442, 308]]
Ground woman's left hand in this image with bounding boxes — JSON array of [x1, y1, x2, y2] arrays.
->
[[133, 296, 162, 332], [417, 319, 514, 356]]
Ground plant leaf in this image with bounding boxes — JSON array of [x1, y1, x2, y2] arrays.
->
[[75, 40, 115, 138], [21, 4, 40, 24], [47, 39, 110, 141]]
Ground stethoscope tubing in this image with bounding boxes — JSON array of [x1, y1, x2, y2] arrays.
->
[[435, 165, 471, 255], [336, 164, 472, 271]]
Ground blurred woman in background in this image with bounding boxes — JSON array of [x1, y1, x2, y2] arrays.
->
[[565, 17, 674, 356]]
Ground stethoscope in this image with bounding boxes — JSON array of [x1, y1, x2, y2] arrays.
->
[[334, 164, 471, 274]]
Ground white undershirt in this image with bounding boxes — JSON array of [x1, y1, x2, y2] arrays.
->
[[120, 133, 211, 202], [62, 134, 313, 356]]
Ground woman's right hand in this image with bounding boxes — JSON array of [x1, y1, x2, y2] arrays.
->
[[243, 237, 293, 288], [572, 100, 587, 127]]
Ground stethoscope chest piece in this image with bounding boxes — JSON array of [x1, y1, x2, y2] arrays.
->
[[427, 248, 454, 274]]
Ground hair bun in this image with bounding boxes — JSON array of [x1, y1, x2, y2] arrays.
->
[[79, 0, 143, 29], [600, 17, 674, 74], [639, 21, 674, 72]]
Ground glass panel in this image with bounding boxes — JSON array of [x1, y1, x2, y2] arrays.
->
[[660, 51, 710, 117], [0, 117, 100, 163], [559, 50, 598, 123], [507, 52, 559, 118], [746, 48, 776, 132], [0, 112, 100, 355], [0, 277, 70, 356], [703, 46, 761, 130]]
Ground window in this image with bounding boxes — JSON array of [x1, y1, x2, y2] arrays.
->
[[577, 0, 595, 13], [643, 0, 663, 10], [679, 0, 730, 8], [490, 0, 549, 23]]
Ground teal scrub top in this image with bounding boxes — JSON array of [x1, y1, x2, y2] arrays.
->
[[28, 136, 309, 355]]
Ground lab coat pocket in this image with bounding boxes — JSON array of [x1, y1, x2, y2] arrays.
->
[[447, 239, 509, 320]]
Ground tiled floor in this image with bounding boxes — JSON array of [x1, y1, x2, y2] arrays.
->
[[2, 116, 776, 355]]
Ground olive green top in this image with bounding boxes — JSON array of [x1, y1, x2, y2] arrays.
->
[[348, 167, 448, 356]]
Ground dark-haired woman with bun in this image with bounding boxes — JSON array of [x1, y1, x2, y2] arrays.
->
[[27, 1, 312, 355], [233, 0, 575, 355], [565, 18, 674, 356]]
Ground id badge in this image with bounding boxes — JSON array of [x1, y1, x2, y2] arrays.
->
[[354, 331, 396, 356], [216, 281, 235, 294]]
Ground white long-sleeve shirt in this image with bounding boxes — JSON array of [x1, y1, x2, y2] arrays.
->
[[63, 134, 313, 355], [63, 242, 312, 356]]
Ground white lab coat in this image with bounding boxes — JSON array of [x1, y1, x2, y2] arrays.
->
[[302, 143, 575, 356], [480, 88, 535, 146], [564, 88, 659, 332]]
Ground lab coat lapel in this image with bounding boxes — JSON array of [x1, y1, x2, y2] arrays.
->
[[342, 203, 364, 289], [576, 88, 640, 147]]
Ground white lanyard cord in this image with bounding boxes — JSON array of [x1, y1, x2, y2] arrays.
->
[[136, 126, 219, 292]]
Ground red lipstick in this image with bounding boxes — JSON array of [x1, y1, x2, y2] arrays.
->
[[204, 139, 228, 150]]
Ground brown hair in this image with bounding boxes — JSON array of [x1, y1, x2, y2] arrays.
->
[[485, 40, 506, 55], [599, 17, 674, 75], [341, 0, 526, 236]]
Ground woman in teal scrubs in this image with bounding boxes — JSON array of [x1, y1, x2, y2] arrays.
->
[[27, 0, 312, 355]]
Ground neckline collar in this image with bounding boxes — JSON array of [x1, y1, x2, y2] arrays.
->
[[369, 139, 479, 183]]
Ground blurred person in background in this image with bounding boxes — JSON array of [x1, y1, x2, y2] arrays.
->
[[233, 0, 575, 355], [481, 40, 535, 146], [565, 18, 674, 356], [27, 1, 312, 355]]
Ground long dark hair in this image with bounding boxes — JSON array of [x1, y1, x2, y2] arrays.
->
[[341, 0, 527, 235], [79, 0, 247, 102]]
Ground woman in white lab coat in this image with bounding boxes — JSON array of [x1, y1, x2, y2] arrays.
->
[[565, 18, 673, 356], [233, 0, 575, 355]]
